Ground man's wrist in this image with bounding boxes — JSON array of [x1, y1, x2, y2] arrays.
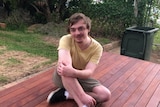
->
[[73, 68, 78, 77]]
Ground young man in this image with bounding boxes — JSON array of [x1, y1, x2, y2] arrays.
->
[[47, 13, 111, 107]]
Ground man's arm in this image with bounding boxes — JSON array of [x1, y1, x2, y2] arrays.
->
[[57, 49, 72, 66], [57, 49, 97, 79], [74, 62, 97, 78], [57, 49, 96, 106], [58, 62, 97, 79]]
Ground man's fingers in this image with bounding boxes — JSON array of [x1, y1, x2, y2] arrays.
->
[[62, 62, 66, 66], [90, 98, 96, 107]]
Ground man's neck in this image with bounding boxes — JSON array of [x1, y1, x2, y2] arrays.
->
[[77, 37, 91, 50]]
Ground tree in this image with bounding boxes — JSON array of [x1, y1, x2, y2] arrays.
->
[[134, 0, 157, 26], [2, 0, 69, 23]]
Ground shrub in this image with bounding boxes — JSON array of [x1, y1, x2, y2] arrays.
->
[[5, 8, 32, 30]]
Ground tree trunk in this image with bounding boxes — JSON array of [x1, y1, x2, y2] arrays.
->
[[44, 0, 52, 22], [134, 0, 138, 17], [55, 0, 67, 22]]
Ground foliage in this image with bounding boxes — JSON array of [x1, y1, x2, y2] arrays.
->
[[5, 9, 32, 30], [134, 0, 160, 27], [135, 0, 151, 26], [1, 0, 158, 38], [67, 0, 92, 15], [35, 22, 67, 37], [87, 0, 135, 37]]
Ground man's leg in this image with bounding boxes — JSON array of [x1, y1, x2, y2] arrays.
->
[[77, 78, 111, 104], [61, 76, 96, 107], [65, 78, 111, 105], [88, 85, 111, 103], [47, 71, 96, 107]]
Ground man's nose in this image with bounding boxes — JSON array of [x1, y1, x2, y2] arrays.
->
[[74, 29, 81, 35]]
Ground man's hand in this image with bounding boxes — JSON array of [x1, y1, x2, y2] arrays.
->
[[81, 94, 96, 107], [57, 62, 76, 77]]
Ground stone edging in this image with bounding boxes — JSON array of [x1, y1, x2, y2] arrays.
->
[[103, 40, 121, 51]]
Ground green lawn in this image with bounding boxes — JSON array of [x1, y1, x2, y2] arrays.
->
[[154, 30, 160, 44], [153, 30, 160, 50], [0, 30, 58, 62]]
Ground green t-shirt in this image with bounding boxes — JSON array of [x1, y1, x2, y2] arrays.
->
[[58, 34, 103, 70]]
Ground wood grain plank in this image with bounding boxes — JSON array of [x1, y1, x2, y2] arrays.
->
[[122, 62, 156, 107], [135, 64, 160, 107], [146, 84, 160, 107], [93, 52, 120, 76], [110, 61, 153, 107], [94, 54, 129, 80], [108, 60, 148, 92], [36, 100, 77, 107], [102, 59, 146, 107], [103, 58, 139, 88], [0, 77, 53, 106], [10, 82, 55, 107]]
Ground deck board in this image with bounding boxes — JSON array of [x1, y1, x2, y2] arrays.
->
[[135, 64, 160, 107], [0, 52, 160, 107], [109, 62, 152, 107]]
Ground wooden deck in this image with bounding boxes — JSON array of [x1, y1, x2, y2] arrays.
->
[[0, 52, 160, 107]]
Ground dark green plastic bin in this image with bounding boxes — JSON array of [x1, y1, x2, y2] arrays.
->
[[121, 26, 159, 60]]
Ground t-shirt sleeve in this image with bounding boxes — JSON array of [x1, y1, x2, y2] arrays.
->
[[90, 45, 103, 64], [57, 35, 71, 50]]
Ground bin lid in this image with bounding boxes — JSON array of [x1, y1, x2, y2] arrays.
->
[[126, 26, 159, 33]]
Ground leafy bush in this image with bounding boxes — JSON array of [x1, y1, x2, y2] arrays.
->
[[34, 22, 67, 37], [68, 1, 135, 38], [87, 1, 135, 38], [5, 9, 32, 30]]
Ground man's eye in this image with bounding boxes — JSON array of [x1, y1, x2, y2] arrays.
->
[[78, 27, 84, 31], [70, 27, 86, 32], [70, 28, 76, 32]]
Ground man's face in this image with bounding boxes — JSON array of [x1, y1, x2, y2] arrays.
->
[[69, 20, 90, 43]]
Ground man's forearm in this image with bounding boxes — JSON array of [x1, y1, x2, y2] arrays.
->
[[62, 76, 85, 97], [61, 76, 85, 105], [73, 69, 93, 79]]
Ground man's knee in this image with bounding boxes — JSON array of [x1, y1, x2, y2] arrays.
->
[[93, 85, 111, 102], [103, 88, 111, 101]]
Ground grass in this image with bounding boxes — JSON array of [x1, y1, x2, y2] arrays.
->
[[153, 30, 160, 51], [0, 30, 58, 62], [95, 37, 110, 45], [154, 30, 160, 44], [0, 76, 8, 83], [0, 50, 5, 55], [5, 57, 22, 66]]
